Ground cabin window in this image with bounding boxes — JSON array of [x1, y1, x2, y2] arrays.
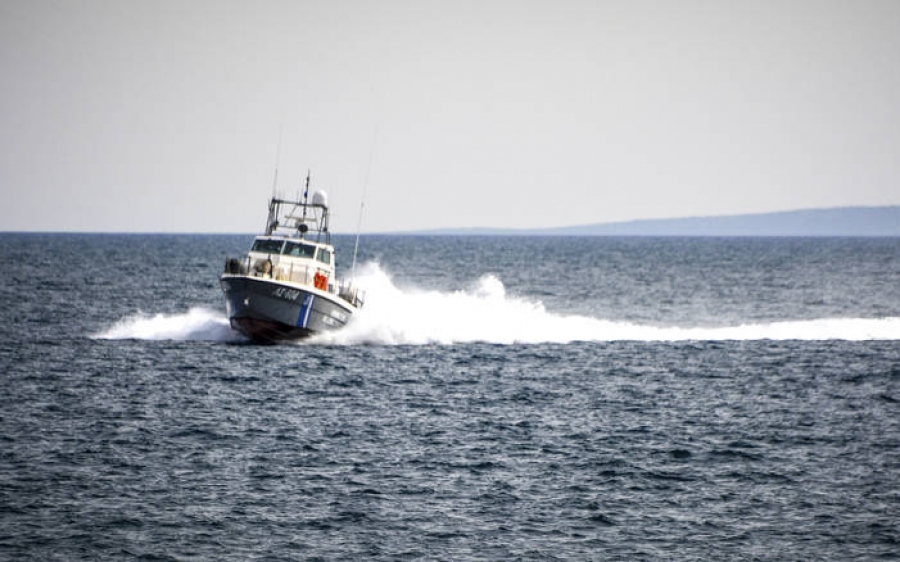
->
[[251, 239, 284, 254], [316, 248, 332, 265], [283, 241, 316, 258]]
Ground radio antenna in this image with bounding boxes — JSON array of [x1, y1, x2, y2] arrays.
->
[[352, 126, 377, 276], [271, 123, 284, 198]]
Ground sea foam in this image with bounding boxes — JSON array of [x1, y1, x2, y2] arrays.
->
[[93, 307, 242, 342], [95, 262, 900, 344], [312, 263, 900, 345]]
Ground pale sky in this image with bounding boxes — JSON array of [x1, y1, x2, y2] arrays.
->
[[1, 0, 898, 233]]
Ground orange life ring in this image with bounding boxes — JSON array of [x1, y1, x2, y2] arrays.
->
[[314, 272, 328, 291]]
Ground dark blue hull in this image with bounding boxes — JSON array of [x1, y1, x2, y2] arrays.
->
[[221, 276, 354, 343]]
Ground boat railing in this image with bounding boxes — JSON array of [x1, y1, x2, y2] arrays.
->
[[224, 255, 365, 308], [338, 279, 366, 308], [223, 256, 323, 288]]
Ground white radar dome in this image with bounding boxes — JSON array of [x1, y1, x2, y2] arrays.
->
[[311, 190, 329, 208]]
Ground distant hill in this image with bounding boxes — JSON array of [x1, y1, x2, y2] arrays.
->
[[411, 206, 900, 237]]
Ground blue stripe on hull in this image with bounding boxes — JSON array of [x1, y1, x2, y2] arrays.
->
[[297, 294, 315, 328]]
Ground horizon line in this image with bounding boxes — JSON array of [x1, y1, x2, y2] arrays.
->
[[1, 204, 898, 236]]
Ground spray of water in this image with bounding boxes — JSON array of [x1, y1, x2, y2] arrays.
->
[[93, 307, 244, 342], [95, 262, 900, 344], [312, 263, 900, 344]]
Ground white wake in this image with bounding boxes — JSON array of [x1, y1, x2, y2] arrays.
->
[[311, 263, 900, 344], [93, 307, 244, 342], [94, 263, 900, 344]]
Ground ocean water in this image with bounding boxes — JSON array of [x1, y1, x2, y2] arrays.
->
[[1, 233, 899, 560]]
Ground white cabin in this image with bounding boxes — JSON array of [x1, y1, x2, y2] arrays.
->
[[246, 236, 336, 293]]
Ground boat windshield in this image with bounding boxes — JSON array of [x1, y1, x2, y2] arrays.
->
[[251, 239, 285, 254], [283, 241, 317, 258]]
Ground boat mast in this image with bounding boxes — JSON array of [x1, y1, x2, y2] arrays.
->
[[300, 170, 310, 237]]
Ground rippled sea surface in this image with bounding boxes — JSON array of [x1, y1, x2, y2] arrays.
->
[[1, 234, 899, 560]]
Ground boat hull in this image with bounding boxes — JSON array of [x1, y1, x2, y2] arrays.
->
[[221, 275, 354, 343]]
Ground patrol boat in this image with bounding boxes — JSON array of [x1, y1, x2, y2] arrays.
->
[[221, 178, 364, 343]]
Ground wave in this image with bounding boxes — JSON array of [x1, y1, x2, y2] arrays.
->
[[92, 307, 244, 342], [94, 263, 900, 344], [312, 263, 900, 344]]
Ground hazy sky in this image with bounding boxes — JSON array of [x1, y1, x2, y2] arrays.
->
[[2, 0, 898, 233]]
